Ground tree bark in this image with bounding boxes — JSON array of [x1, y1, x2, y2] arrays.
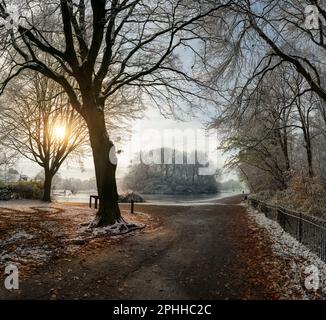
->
[[276, 126, 291, 173], [283, 136, 291, 172], [300, 116, 314, 178], [306, 142, 314, 178], [43, 170, 53, 202], [85, 107, 121, 227]]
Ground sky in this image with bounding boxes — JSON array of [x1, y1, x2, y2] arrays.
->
[[14, 27, 237, 183], [17, 106, 237, 182]]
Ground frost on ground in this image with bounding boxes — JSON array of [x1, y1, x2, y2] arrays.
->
[[0, 230, 34, 245], [248, 206, 326, 299], [90, 220, 145, 236], [0, 202, 156, 278]]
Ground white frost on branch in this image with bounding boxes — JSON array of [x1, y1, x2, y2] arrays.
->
[[0, 3, 21, 31]]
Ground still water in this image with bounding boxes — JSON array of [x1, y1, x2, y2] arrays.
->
[[53, 190, 241, 204]]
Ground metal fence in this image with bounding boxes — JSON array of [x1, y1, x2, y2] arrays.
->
[[249, 198, 326, 262]]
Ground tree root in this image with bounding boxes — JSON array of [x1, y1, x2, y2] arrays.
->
[[83, 217, 145, 236]]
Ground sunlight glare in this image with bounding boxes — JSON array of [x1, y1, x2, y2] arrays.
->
[[53, 125, 66, 140]]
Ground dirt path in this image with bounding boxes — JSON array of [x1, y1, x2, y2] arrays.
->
[[0, 195, 293, 299]]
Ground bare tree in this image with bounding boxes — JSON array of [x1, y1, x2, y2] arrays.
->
[[0, 73, 87, 201], [0, 148, 17, 172], [208, 1, 326, 109], [214, 57, 326, 193], [203, 1, 326, 191], [0, 0, 223, 227]]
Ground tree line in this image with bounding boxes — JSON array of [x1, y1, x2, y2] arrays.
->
[[207, 1, 326, 214]]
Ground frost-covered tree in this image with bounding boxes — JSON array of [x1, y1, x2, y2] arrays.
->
[[0, 0, 224, 227]]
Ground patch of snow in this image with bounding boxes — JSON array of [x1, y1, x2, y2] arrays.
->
[[0, 245, 54, 265], [14, 246, 53, 263], [92, 221, 130, 236], [90, 220, 145, 236], [0, 202, 149, 274], [0, 230, 35, 246], [248, 206, 326, 298], [9, 231, 34, 241]]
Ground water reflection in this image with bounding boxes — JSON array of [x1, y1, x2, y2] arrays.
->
[[54, 190, 241, 204]]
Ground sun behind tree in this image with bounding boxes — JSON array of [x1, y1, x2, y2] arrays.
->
[[53, 124, 67, 141], [0, 73, 88, 202]]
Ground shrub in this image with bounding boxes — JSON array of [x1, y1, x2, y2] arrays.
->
[[273, 170, 326, 217], [253, 190, 276, 202], [0, 186, 14, 200], [118, 192, 144, 203], [11, 181, 44, 200]]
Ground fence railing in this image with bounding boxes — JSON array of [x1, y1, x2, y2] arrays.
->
[[248, 197, 326, 262]]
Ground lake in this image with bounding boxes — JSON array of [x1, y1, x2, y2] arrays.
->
[[53, 190, 242, 204]]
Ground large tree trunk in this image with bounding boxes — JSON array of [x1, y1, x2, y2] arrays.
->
[[43, 169, 53, 202], [86, 108, 121, 227]]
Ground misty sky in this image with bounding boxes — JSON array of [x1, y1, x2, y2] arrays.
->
[[10, 20, 238, 183], [17, 106, 236, 182]]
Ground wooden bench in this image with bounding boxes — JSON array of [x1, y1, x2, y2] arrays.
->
[[89, 195, 99, 209], [89, 195, 135, 213]]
